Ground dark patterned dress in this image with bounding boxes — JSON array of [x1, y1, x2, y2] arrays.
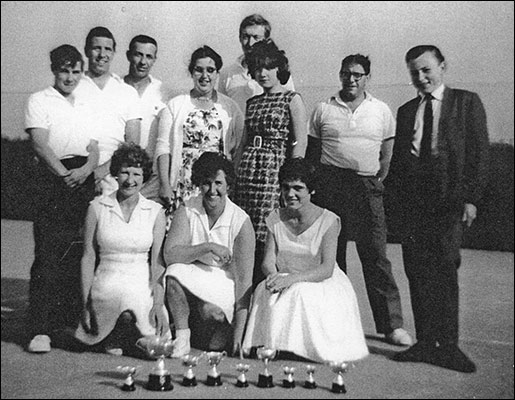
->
[[234, 90, 297, 244]]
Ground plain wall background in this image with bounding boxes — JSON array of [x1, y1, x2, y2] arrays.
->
[[1, 1, 513, 143]]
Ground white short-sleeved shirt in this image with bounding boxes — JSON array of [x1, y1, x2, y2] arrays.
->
[[75, 73, 142, 165], [218, 55, 295, 114], [309, 92, 396, 176], [24, 86, 96, 159]]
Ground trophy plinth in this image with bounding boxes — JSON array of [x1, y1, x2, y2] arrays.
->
[[181, 354, 200, 387], [136, 336, 174, 391], [235, 363, 250, 387], [329, 361, 349, 394], [117, 366, 137, 392], [256, 347, 277, 388], [304, 364, 317, 389], [204, 351, 226, 386], [282, 366, 296, 388]]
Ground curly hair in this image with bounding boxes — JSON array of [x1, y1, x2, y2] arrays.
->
[[50, 44, 84, 72], [279, 158, 318, 192], [109, 143, 152, 182], [191, 152, 236, 188], [246, 39, 291, 85]]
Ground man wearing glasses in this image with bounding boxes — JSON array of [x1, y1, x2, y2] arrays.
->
[[307, 54, 413, 347]]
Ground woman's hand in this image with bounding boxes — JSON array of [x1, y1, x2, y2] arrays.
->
[[149, 304, 170, 337], [265, 272, 296, 293], [209, 243, 232, 265]]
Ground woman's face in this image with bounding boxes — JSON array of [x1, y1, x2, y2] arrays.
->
[[116, 165, 144, 198], [201, 169, 228, 212], [254, 66, 280, 90], [281, 179, 311, 210], [191, 57, 218, 96]]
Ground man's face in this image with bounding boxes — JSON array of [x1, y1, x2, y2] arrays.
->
[[127, 42, 157, 80], [407, 51, 445, 95], [87, 36, 114, 77], [239, 24, 266, 56], [339, 63, 369, 101], [53, 62, 82, 97]]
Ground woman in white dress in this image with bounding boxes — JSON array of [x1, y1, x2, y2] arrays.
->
[[160, 152, 255, 358], [243, 158, 369, 363], [74, 143, 169, 355]]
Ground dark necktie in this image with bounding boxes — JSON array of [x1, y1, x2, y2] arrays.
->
[[420, 94, 433, 161]]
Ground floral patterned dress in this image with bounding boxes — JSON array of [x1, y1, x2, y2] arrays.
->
[[234, 91, 297, 245], [177, 107, 224, 201]]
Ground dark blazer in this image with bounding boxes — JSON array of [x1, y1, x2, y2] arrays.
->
[[390, 87, 489, 210]]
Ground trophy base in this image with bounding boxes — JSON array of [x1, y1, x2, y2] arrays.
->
[[304, 381, 317, 389], [206, 375, 222, 386], [121, 383, 135, 392], [236, 379, 249, 387], [257, 374, 274, 388], [331, 383, 347, 393], [182, 377, 197, 387], [146, 373, 174, 391], [282, 379, 295, 388]]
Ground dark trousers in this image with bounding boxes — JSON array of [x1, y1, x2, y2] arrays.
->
[[28, 157, 95, 337], [313, 165, 404, 334], [400, 164, 463, 345]]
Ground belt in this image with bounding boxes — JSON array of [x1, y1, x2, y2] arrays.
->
[[251, 135, 284, 148]]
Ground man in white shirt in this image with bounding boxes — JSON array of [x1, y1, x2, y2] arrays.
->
[[123, 34, 170, 201], [76, 26, 141, 194], [307, 54, 413, 348], [218, 14, 295, 114]]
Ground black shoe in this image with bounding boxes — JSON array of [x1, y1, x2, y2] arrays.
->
[[430, 345, 477, 373], [392, 341, 436, 363]]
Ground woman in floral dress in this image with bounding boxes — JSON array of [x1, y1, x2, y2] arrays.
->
[[234, 39, 308, 288], [155, 45, 244, 211]]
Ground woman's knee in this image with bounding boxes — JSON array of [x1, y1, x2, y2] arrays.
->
[[199, 302, 226, 323]]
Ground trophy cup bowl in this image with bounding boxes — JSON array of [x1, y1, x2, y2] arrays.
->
[[282, 366, 296, 388], [117, 366, 138, 392], [304, 364, 317, 389], [328, 361, 349, 394], [256, 347, 277, 388], [204, 351, 227, 386], [235, 363, 250, 387], [136, 335, 174, 391], [181, 354, 201, 386]]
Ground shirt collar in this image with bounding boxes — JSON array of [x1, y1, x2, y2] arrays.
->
[[419, 84, 445, 102], [188, 194, 235, 230], [331, 91, 373, 106], [100, 192, 153, 219]]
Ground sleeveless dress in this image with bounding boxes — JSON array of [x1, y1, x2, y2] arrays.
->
[[75, 193, 167, 344], [242, 209, 369, 362], [164, 195, 250, 323], [234, 91, 297, 244], [177, 107, 224, 202]]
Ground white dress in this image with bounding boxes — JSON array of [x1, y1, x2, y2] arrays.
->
[[243, 209, 369, 363], [164, 195, 250, 324], [75, 193, 166, 344]]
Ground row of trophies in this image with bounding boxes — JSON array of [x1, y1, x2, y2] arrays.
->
[[117, 336, 350, 393]]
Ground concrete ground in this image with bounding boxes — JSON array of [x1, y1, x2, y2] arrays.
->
[[1, 219, 513, 399]]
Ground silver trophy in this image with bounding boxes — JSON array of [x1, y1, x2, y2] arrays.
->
[[256, 347, 277, 388], [304, 364, 317, 389], [181, 354, 201, 386], [282, 366, 296, 388], [117, 365, 138, 392], [135, 335, 175, 391], [329, 361, 349, 394], [235, 363, 250, 387], [204, 351, 226, 386]]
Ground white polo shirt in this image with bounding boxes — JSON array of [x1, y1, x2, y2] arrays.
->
[[75, 73, 142, 165], [310, 92, 396, 176], [24, 86, 96, 159]]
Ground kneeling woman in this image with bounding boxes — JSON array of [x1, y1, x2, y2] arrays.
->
[[242, 158, 369, 363], [74, 143, 169, 355]]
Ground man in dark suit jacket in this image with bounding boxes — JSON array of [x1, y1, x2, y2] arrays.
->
[[388, 45, 489, 373]]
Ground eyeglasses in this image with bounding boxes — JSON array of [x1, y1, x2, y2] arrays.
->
[[340, 71, 367, 81], [193, 66, 217, 75]]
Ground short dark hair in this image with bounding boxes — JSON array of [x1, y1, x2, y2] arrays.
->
[[340, 54, 371, 75], [405, 45, 445, 64], [246, 39, 290, 85], [279, 158, 318, 192], [50, 44, 84, 72], [239, 14, 271, 39], [110, 143, 152, 182], [188, 45, 223, 74], [85, 26, 116, 54], [128, 34, 157, 53], [191, 152, 236, 188]]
